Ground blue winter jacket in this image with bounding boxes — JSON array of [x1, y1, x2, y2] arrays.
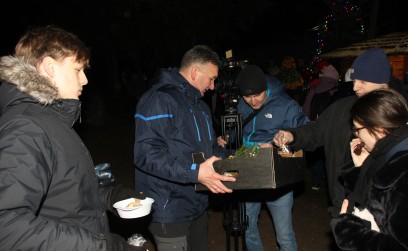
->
[[238, 75, 309, 146], [134, 68, 227, 223]]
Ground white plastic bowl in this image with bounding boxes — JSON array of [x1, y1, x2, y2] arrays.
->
[[113, 197, 154, 219]]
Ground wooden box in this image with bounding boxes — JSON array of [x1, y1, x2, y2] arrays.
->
[[195, 147, 305, 191]]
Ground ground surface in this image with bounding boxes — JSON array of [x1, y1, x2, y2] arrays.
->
[[77, 92, 339, 251]]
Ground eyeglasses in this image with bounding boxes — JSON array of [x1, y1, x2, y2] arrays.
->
[[352, 126, 365, 136]]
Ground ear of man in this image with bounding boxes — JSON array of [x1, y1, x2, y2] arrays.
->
[[190, 65, 200, 82], [38, 56, 55, 78]]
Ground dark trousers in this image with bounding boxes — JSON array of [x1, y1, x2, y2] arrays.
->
[[149, 212, 208, 251]]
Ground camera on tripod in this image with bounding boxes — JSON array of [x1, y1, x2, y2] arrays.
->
[[216, 60, 241, 116], [215, 52, 250, 150]]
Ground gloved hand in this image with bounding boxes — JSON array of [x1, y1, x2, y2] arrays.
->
[[95, 163, 115, 187], [108, 184, 146, 214], [106, 233, 147, 251]]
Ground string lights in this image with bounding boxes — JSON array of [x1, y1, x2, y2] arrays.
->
[[311, 0, 365, 66]]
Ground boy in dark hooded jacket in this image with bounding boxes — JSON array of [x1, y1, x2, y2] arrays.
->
[[0, 26, 145, 251]]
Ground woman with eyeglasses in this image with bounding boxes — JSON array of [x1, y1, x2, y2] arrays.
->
[[331, 88, 408, 250]]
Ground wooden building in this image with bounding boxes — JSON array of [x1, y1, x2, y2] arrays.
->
[[321, 32, 408, 80]]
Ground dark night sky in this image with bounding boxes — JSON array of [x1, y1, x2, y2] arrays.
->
[[2, 1, 405, 56], [1, 0, 406, 118], [1, 0, 406, 79], [1, 1, 326, 56]]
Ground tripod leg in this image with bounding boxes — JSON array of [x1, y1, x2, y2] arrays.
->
[[234, 230, 239, 251], [239, 201, 248, 251], [224, 203, 232, 251]]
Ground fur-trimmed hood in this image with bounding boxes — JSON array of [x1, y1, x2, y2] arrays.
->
[[0, 56, 59, 104]]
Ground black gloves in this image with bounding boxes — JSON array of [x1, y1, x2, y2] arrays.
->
[[108, 184, 146, 214], [106, 233, 147, 251], [95, 163, 115, 187]]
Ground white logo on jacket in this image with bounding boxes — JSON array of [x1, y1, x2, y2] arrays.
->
[[265, 113, 272, 119]]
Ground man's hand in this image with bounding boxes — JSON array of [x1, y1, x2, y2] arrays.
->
[[273, 130, 293, 147], [106, 233, 147, 251], [258, 143, 273, 148], [198, 156, 236, 193], [217, 136, 228, 148]]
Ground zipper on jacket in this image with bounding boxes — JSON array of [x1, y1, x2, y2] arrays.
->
[[191, 108, 201, 142], [202, 111, 212, 140], [243, 117, 257, 146]]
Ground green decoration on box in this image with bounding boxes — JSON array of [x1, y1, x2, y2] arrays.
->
[[229, 144, 259, 159]]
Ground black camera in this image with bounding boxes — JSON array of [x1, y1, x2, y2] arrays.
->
[[215, 60, 245, 116]]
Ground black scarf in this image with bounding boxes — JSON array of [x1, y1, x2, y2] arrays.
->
[[347, 126, 408, 210]]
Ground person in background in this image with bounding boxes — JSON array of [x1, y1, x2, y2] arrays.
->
[[331, 88, 408, 250], [302, 61, 339, 120], [302, 61, 339, 190], [134, 45, 236, 251], [277, 56, 304, 91], [219, 65, 309, 251], [0, 26, 145, 250], [273, 47, 405, 216]]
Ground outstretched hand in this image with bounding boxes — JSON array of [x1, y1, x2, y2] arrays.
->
[[198, 156, 236, 193], [273, 130, 293, 147]]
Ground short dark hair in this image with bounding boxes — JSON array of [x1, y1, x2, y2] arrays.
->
[[351, 88, 408, 136], [15, 25, 90, 68], [179, 45, 221, 70]]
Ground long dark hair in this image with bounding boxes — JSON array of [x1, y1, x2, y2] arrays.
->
[[351, 88, 408, 136]]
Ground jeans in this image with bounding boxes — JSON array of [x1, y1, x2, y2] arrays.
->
[[245, 191, 297, 251]]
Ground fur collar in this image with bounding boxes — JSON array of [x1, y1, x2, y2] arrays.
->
[[0, 56, 59, 104]]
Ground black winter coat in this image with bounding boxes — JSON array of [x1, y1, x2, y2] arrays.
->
[[290, 96, 357, 214], [290, 82, 407, 216], [331, 127, 408, 250], [0, 56, 114, 250]]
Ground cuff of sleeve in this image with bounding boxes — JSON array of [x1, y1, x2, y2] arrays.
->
[[288, 130, 297, 145], [186, 167, 199, 183]]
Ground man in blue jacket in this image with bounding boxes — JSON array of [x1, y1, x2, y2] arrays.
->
[[134, 45, 236, 251], [226, 65, 308, 251]]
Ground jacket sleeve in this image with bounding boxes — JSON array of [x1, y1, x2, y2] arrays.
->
[[330, 213, 407, 251], [290, 96, 355, 152], [0, 119, 102, 251], [289, 100, 334, 151], [134, 91, 199, 184], [282, 101, 309, 129]]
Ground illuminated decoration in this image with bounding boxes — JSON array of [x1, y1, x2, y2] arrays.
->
[[277, 56, 304, 90], [311, 0, 366, 66]]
